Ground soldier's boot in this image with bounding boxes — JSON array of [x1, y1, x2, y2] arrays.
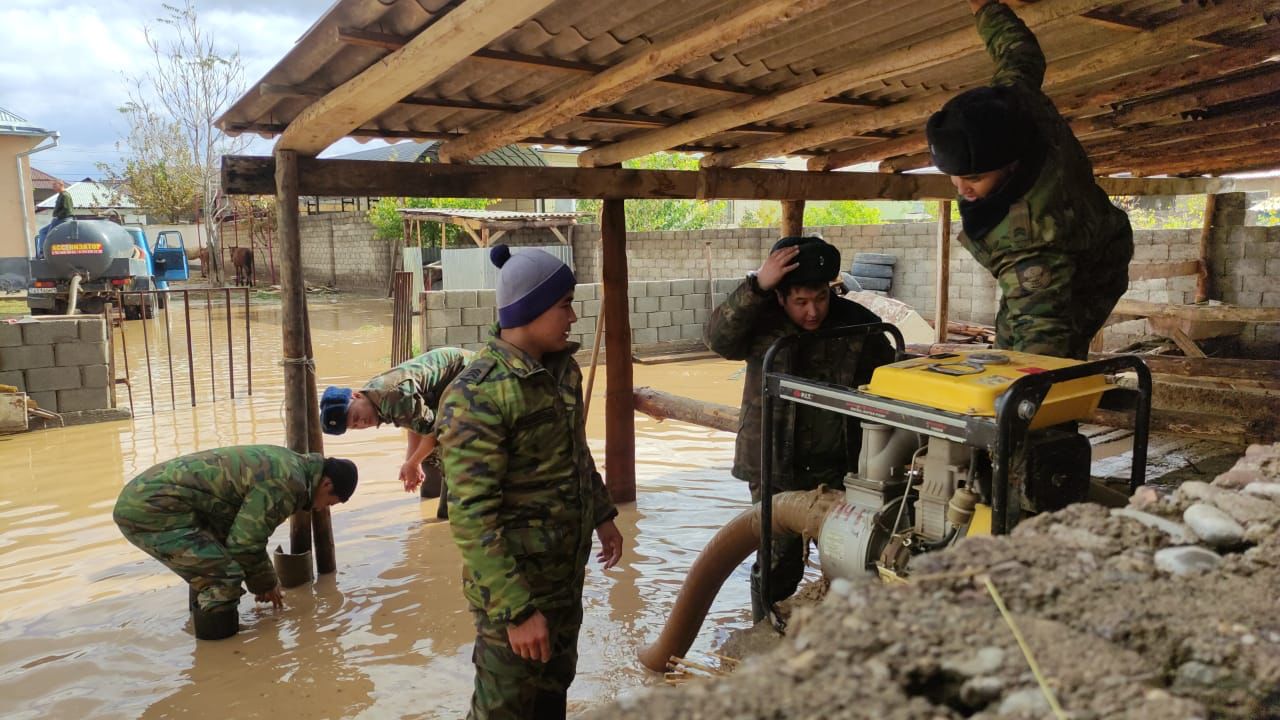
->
[[419, 463, 443, 499], [189, 586, 199, 613], [436, 482, 449, 521], [192, 605, 239, 641]]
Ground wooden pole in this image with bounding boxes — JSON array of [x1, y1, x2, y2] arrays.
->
[[303, 299, 336, 573], [781, 199, 805, 237], [1195, 193, 1218, 304], [584, 312, 606, 419], [601, 198, 635, 503], [703, 241, 713, 311], [934, 200, 951, 344], [634, 386, 738, 433], [276, 149, 314, 556]]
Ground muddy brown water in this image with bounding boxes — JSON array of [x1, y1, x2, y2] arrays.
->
[[0, 297, 773, 719]]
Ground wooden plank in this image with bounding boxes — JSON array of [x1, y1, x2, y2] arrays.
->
[[1128, 260, 1202, 281], [934, 201, 951, 345], [437, 0, 838, 163], [1097, 123, 1280, 173], [1197, 194, 1218, 303], [1111, 299, 1280, 323], [1084, 106, 1280, 160], [278, 0, 555, 155], [633, 387, 739, 433], [577, 0, 1114, 168], [781, 200, 805, 236], [1091, 408, 1257, 444], [810, 133, 928, 172], [601, 198, 635, 504], [1167, 327, 1207, 358]]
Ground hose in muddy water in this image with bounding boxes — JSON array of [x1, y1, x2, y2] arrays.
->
[[638, 487, 843, 673]]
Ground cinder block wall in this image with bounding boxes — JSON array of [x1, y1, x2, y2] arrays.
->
[[0, 317, 111, 413]]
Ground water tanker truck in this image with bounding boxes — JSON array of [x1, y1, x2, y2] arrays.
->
[[27, 219, 189, 319]]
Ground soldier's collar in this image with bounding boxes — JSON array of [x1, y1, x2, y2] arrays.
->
[[490, 336, 546, 378]]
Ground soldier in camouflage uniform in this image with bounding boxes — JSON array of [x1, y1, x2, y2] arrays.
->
[[321, 347, 473, 503], [436, 245, 622, 720], [112, 445, 358, 640], [705, 236, 896, 621], [926, 0, 1133, 359]]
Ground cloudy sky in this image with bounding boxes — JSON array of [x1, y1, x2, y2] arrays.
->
[[1, 0, 372, 181]]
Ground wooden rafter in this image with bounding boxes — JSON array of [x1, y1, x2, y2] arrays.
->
[[277, 0, 555, 155], [576, 0, 1116, 168], [434, 0, 840, 163], [1095, 123, 1280, 172], [705, 0, 1274, 169], [1085, 105, 1280, 159]]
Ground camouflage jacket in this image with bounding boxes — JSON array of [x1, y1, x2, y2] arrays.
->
[[436, 329, 617, 625], [704, 280, 896, 494], [361, 347, 474, 435], [960, 3, 1133, 359], [124, 445, 325, 593]]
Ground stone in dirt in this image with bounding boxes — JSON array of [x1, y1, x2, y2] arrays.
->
[[1111, 507, 1195, 544], [1154, 545, 1222, 575], [1182, 503, 1245, 549]]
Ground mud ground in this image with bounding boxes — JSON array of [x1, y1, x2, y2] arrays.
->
[[591, 444, 1280, 719]]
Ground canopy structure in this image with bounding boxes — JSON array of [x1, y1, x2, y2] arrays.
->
[[399, 207, 587, 247]]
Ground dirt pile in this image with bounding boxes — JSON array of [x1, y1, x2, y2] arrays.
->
[[590, 444, 1280, 719]]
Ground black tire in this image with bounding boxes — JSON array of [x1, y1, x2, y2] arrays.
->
[[850, 262, 894, 279], [851, 276, 891, 291], [854, 252, 897, 266]]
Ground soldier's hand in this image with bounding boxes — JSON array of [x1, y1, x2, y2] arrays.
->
[[756, 246, 801, 292], [255, 586, 284, 610], [595, 519, 624, 569], [399, 460, 426, 493], [507, 610, 551, 663]]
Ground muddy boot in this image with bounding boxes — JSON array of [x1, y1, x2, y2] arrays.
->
[[419, 463, 443, 500], [192, 605, 239, 641], [436, 480, 449, 521]]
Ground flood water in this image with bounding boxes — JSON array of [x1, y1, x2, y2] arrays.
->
[[0, 297, 765, 719]]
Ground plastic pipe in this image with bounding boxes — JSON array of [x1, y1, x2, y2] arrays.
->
[[637, 487, 842, 672]]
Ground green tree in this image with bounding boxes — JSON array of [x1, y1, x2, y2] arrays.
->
[[577, 153, 729, 231], [739, 200, 882, 229], [368, 196, 499, 246], [97, 106, 202, 222], [740, 203, 781, 228]]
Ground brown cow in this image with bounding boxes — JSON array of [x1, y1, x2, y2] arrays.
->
[[231, 247, 255, 287]]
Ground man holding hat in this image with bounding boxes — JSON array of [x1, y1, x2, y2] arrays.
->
[[925, 0, 1132, 359], [705, 236, 895, 620], [436, 244, 623, 719], [320, 347, 473, 499], [113, 445, 358, 640]]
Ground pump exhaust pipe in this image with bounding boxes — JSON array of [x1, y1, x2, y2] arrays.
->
[[637, 487, 842, 672]]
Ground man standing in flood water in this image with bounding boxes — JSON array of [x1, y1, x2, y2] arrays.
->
[[436, 245, 623, 720], [705, 236, 895, 621], [113, 445, 358, 640]]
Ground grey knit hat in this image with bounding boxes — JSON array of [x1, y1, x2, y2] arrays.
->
[[490, 244, 577, 328]]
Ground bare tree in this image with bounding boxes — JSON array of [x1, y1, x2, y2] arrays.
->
[[97, 104, 202, 223], [126, 0, 249, 281]]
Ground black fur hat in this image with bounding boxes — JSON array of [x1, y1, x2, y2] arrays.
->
[[772, 236, 840, 293], [926, 86, 1033, 176]]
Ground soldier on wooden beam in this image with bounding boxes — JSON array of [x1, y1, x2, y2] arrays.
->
[[925, 0, 1134, 359]]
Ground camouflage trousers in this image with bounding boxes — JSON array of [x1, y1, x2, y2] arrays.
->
[[113, 491, 244, 612], [996, 270, 1128, 360], [748, 467, 844, 619], [468, 604, 583, 720]]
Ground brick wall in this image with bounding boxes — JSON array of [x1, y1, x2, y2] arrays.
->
[[0, 317, 111, 413], [231, 212, 393, 292]]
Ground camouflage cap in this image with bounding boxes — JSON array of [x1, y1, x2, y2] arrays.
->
[[320, 386, 352, 436]]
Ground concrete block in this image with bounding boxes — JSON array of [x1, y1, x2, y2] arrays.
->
[[680, 324, 704, 342], [694, 279, 711, 293], [714, 278, 741, 294], [0, 345, 54, 371], [647, 281, 672, 297], [446, 325, 479, 345], [29, 390, 57, 413], [1244, 241, 1280, 260], [712, 293, 728, 308], [671, 309, 695, 326], [658, 325, 680, 343], [57, 387, 110, 413], [573, 284, 596, 301], [1262, 291, 1280, 307], [445, 290, 479, 309], [574, 317, 597, 336], [649, 311, 672, 328], [1242, 275, 1272, 293], [25, 366, 82, 392], [694, 308, 710, 324], [77, 318, 107, 343], [633, 327, 658, 345], [0, 369, 24, 390], [21, 319, 79, 345], [683, 294, 708, 310], [0, 323, 23, 348], [659, 295, 683, 312], [670, 279, 695, 295], [582, 299, 601, 317], [428, 328, 448, 348], [427, 308, 462, 329], [628, 281, 647, 298], [81, 364, 110, 389], [462, 307, 495, 326], [477, 289, 497, 307], [634, 296, 660, 313], [630, 313, 649, 329], [424, 293, 446, 311]]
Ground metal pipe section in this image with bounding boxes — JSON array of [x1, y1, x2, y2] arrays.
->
[[183, 291, 195, 406], [66, 274, 82, 315], [16, 133, 58, 258], [244, 288, 253, 395], [225, 288, 235, 398], [637, 487, 842, 673]]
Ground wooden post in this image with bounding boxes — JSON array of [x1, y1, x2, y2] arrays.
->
[[303, 299, 336, 573], [601, 198, 635, 503], [781, 199, 805, 237], [934, 200, 952, 344], [1195, 193, 1218, 303], [276, 149, 315, 556]]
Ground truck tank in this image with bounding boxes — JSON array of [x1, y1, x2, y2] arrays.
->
[[38, 219, 139, 278]]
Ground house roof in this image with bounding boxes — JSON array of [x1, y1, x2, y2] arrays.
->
[[334, 140, 547, 166], [30, 167, 63, 190], [0, 107, 54, 139], [217, 0, 1280, 179], [35, 180, 136, 210]]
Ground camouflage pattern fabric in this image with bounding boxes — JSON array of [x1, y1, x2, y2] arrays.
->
[[361, 347, 474, 435], [704, 280, 895, 495], [469, 604, 582, 720], [113, 445, 325, 610], [960, 3, 1133, 359], [437, 327, 616, 715]]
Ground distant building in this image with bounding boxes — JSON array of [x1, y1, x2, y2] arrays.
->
[[29, 167, 63, 206], [34, 179, 144, 225], [0, 106, 57, 288]]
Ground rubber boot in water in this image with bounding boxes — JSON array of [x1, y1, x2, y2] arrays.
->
[[419, 462, 443, 499], [192, 605, 239, 640], [436, 480, 449, 521]]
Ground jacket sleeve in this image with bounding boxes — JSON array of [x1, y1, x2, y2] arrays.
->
[[438, 381, 534, 625], [856, 332, 898, 386], [225, 481, 293, 593], [995, 247, 1077, 357], [704, 280, 769, 361], [978, 2, 1046, 91]]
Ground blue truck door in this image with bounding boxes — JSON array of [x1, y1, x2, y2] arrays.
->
[[151, 231, 190, 282]]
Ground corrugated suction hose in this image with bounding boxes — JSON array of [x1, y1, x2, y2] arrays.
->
[[637, 487, 843, 672]]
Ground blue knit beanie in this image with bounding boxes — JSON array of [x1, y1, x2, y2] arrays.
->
[[491, 244, 576, 328]]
